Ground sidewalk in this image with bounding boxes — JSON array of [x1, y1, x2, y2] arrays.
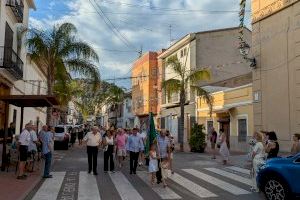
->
[[0, 161, 43, 200]]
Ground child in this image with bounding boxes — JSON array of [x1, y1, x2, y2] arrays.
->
[[148, 144, 158, 186], [161, 159, 169, 188]]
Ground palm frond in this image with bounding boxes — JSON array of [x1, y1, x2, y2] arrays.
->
[[166, 56, 183, 77], [187, 69, 211, 85], [192, 86, 214, 117], [162, 78, 181, 99]]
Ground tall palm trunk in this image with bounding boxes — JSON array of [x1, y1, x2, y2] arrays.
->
[[46, 66, 53, 126], [179, 89, 185, 152]]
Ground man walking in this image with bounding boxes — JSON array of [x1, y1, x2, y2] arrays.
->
[[126, 128, 144, 174], [83, 126, 101, 175], [115, 128, 127, 168], [156, 129, 170, 184], [41, 125, 53, 178], [17, 123, 32, 179], [210, 128, 218, 159]]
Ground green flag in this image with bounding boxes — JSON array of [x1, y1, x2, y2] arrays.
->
[[145, 112, 157, 157]]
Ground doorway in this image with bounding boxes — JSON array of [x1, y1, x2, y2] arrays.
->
[[219, 119, 230, 149]]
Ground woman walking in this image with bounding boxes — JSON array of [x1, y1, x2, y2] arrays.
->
[[250, 132, 265, 192], [103, 130, 115, 173], [219, 129, 230, 165], [265, 131, 279, 159], [78, 127, 84, 146], [148, 144, 158, 186]]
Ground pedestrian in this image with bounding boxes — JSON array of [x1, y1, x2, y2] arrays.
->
[[148, 144, 158, 186], [126, 128, 144, 174], [265, 131, 279, 159], [70, 127, 76, 147], [156, 129, 170, 186], [138, 128, 147, 166], [115, 128, 127, 168], [219, 128, 230, 165], [37, 125, 48, 161], [250, 132, 265, 192], [103, 130, 115, 173], [291, 134, 300, 155], [78, 127, 84, 146], [166, 130, 175, 174], [28, 125, 39, 172], [83, 126, 101, 175], [7, 122, 15, 144], [210, 128, 218, 159], [17, 123, 32, 180], [41, 125, 53, 178]]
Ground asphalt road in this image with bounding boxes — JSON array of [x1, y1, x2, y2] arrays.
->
[[26, 145, 265, 200]]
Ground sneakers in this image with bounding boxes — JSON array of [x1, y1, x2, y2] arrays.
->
[[17, 175, 27, 180], [93, 172, 98, 175]]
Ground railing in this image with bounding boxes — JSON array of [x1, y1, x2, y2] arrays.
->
[[6, 0, 24, 23], [0, 46, 23, 80]]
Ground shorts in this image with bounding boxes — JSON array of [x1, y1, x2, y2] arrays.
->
[[19, 145, 28, 162], [28, 150, 37, 159], [117, 149, 126, 157], [211, 143, 216, 149], [170, 152, 174, 160]]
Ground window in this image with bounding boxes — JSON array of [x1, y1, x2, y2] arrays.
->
[[238, 118, 247, 142], [184, 48, 187, 56], [180, 50, 183, 58]]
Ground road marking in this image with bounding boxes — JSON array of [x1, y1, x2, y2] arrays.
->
[[169, 173, 217, 198], [205, 168, 252, 186], [109, 171, 143, 200], [78, 172, 101, 200], [136, 171, 182, 199], [182, 169, 251, 195], [225, 166, 250, 175], [32, 172, 66, 200]]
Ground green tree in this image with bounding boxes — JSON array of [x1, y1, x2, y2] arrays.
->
[[162, 56, 213, 151], [27, 23, 100, 125]]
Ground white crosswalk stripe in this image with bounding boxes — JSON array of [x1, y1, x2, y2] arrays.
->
[[78, 172, 101, 200], [31, 172, 66, 200], [169, 173, 218, 198], [205, 168, 252, 186], [109, 171, 144, 200], [225, 166, 251, 175], [137, 171, 182, 199], [182, 169, 251, 195]]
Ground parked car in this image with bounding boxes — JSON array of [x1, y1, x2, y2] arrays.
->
[[54, 125, 70, 150], [257, 153, 300, 200]]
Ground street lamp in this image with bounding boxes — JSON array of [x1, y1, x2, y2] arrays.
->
[[239, 41, 256, 68]]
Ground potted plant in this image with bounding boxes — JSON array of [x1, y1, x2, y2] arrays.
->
[[189, 124, 207, 153]]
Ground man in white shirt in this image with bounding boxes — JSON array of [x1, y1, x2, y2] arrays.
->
[[17, 123, 32, 179], [83, 126, 102, 175], [28, 125, 39, 172]]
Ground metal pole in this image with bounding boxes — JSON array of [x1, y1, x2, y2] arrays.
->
[[20, 107, 24, 132], [1, 102, 9, 171]]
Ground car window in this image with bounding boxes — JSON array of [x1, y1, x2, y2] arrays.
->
[[294, 157, 300, 163], [55, 127, 65, 133]]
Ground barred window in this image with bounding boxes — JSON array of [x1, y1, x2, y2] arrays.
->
[[238, 118, 247, 142]]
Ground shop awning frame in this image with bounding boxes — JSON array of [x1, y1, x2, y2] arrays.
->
[[0, 95, 59, 107]]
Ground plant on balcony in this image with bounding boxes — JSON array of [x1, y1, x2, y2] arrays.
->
[[162, 56, 213, 151], [27, 23, 100, 125], [189, 124, 207, 153]]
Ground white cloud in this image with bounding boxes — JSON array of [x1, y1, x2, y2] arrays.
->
[[30, 0, 251, 88]]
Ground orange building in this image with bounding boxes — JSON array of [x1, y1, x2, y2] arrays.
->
[[132, 52, 160, 125]]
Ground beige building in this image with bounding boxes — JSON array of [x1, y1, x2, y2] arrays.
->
[[197, 84, 254, 152], [251, 0, 300, 151], [158, 27, 252, 150]]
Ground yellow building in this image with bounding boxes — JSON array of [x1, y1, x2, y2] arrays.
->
[[197, 84, 253, 152]]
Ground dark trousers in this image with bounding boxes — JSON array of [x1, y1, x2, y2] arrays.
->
[[43, 152, 52, 177], [156, 159, 162, 182], [129, 151, 139, 173], [104, 145, 114, 171], [87, 146, 98, 173]]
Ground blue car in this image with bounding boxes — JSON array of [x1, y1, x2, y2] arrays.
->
[[257, 153, 300, 200]]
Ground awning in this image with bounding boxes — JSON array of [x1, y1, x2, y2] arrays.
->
[[0, 95, 59, 107]]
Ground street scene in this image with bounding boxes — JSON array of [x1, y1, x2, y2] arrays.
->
[[1, 0, 300, 200]]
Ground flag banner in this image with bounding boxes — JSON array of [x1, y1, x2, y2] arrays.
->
[[145, 112, 157, 158]]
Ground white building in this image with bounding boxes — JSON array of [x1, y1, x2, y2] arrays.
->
[[121, 92, 134, 129]]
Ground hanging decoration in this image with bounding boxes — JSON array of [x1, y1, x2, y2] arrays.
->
[[238, 0, 248, 58]]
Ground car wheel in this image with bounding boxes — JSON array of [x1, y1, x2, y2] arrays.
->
[[263, 177, 290, 200]]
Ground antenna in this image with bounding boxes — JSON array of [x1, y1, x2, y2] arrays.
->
[[138, 45, 143, 57], [169, 25, 172, 46]]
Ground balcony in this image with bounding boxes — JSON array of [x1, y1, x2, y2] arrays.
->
[[6, 0, 24, 23], [0, 46, 23, 80]]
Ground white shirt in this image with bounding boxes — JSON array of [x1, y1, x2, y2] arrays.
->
[[28, 130, 38, 151], [19, 129, 31, 146], [83, 132, 102, 147]]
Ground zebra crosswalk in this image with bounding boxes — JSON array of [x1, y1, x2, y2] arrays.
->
[[30, 166, 254, 200]]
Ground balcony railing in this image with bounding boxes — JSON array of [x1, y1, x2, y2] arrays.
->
[[0, 46, 23, 80], [6, 0, 24, 23]]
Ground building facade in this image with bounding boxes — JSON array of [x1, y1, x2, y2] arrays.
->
[[0, 0, 36, 135], [251, 0, 300, 151], [132, 52, 160, 128], [158, 27, 252, 150], [197, 84, 254, 152]]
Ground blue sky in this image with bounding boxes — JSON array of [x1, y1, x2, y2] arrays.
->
[[29, 0, 251, 89]]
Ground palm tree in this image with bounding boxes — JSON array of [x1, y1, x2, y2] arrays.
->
[[27, 23, 100, 125], [162, 56, 213, 151]]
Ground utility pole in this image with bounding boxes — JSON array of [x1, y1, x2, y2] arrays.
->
[[169, 24, 172, 46], [138, 45, 143, 58]]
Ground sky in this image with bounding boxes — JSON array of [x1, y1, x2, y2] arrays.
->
[[29, 0, 251, 89]]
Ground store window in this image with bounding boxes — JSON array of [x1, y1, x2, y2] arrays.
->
[[238, 118, 247, 142]]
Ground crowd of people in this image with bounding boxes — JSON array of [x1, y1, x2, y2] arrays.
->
[[82, 126, 175, 188], [207, 128, 300, 193]]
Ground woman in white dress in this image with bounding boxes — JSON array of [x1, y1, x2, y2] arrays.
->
[[251, 132, 265, 192], [219, 129, 230, 165], [148, 144, 158, 186]]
